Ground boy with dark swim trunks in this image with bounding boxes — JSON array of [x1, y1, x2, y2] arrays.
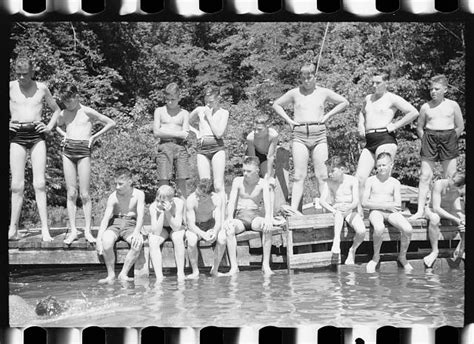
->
[[185, 178, 226, 278], [148, 185, 186, 281], [56, 83, 116, 244], [423, 172, 465, 268], [409, 75, 464, 221], [224, 156, 274, 275], [9, 57, 61, 241], [319, 157, 366, 262], [355, 70, 418, 213], [246, 114, 279, 219], [272, 63, 349, 212], [96, 168, 145, 284], [153, 83, 190, 198], [362, 153, 413, 273]]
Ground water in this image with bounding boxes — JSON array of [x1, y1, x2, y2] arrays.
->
[[9, 266, 464, 328]]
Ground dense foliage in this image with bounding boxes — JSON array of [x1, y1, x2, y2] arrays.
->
[[9, 22, 465, 225]]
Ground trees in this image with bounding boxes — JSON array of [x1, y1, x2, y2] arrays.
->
[[9, 22, 465, 224]]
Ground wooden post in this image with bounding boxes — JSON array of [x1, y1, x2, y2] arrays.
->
[[274, 146, 291, 213]]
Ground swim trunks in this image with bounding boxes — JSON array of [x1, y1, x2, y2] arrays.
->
[[235, 208, 263, 230], [197, 135, 225, 161], [156, 139, 189, 180], [368, 209, 396, 221], [255, 149, 267, 165], [62, 139, 91, 163], [10, 122, 45, 149], [364, 129, 397, 154], [420, 128, 458, 162], [292, 123, 327, 151], [196, 218, 215, 231], [106, 215, 137, 241], [164, 225, 184, 233]]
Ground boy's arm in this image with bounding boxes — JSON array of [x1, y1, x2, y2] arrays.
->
[[272, 91, 299, 127], [452, 101, 465, 137], [166, 198, 185, 231], [361, 178, 378, 209], [205, 109, 229, 138], [134, 190, 145, 235], [387, 94, 419, 132], [319, 182, 336, 214], [392, 179, 402, 211], [186, 197, 204, 236], [55, 114, 67, 139], [149, 201, 165, 233], [416, 104, 427, 139], [246, 133, 256, 156], [226, 179, 240, 221], [182, 109, 190, 135], [153, 108, 188, 139], [43, 85, 61, 132], [432, 182, 462, 224], [348, 177, 360, 211], [357, 110, 366, 138], [321, 89, 349, 124], [84, 106, 116, 142], [265, 130, 279, 179]]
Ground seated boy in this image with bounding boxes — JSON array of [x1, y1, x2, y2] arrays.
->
[[148, 185, 186, 281], [224, 156, 274, 275], [185, 178, 226, 278], [319, 156, 366, 263], [362, 152, 413, 273], [56, 83, 116, 244], [96, 168, 145, 284], [410, 75, 464, 221], [423, 172, 465, 268]]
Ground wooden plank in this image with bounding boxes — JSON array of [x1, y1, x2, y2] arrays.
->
[[288, 251, 340, 269]]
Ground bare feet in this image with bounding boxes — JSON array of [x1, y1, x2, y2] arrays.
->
[[84, 230, 96, 244], [63, 231, 78, 245], [344, 248, 356, 265], [186, 271, 200, 279], [397, 257, 414, 272], [154, 274, 165, 281], [272, 216, 286, 226], [225, 268, 239, 276], [423, 251, 438, 268], [177, 273, 186, 281], [408, 211, 425, 222], [42, 231, 54, 242], [98, 275, 115, 284], [331, 241, 341, 254], [9, 226, 24, 241], [262, 266, 274, 276], [366, 260, 379, 273], [117, 273, 133, 282]]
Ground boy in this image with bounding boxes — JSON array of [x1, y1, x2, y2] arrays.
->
[[96, 168, 145, 284], [362, 152, 413, 273], [319, 157, 366, 263], [56, 83, 116, 244], [224, 156, 274, 275], [423, 172, 465, 268], [409, 75, 464, 221], [185, 178, 226, 278], [355, 71, 419, 211], [148, 185, 186, 281], [9, 56, 61, 241], [272, 63, 349, 212], [153, 83, 190, 198], [246, 114, 279, 219]]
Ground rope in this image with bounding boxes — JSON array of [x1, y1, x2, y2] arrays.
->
[[315, 22, 330, 77]]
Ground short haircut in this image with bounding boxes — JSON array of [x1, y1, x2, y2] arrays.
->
[[376, 152, 392, 162], [59, 83, 79, 101], [300, 63, 316, 74], [204, 85, 220, 98], [452, 172, 465, 187], [156, 184, 174, 199], [115, 167, 132, 180], [165, 82, 180, 95], [15, 56, 33, 70], [255, 114, 269, 125], [374, 69, 390, 81], [243, 156, 260, 168], [430, 74, 448, 87], [196, 178, 214, 195], [326, 156, 346, 169]]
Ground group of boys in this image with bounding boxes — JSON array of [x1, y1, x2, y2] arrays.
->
[[9, 56, 465, 282]]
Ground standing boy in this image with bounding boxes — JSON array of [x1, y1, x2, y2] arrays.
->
[[272, 63, 349, 212], [423, 172, 465, 268], [96, 168, 145, 284], [224, 156, 274, 275], [319, 156, 366, 263], [148, 185, 186, 281], [355, 71, 419, 210], [185, 178, 226, 278], [409, 75, 464, 221], [362, 153, 413, 273], [56, 83, 116, 244], [9, 56, 61, 241], [153, 83, 190, 198]]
